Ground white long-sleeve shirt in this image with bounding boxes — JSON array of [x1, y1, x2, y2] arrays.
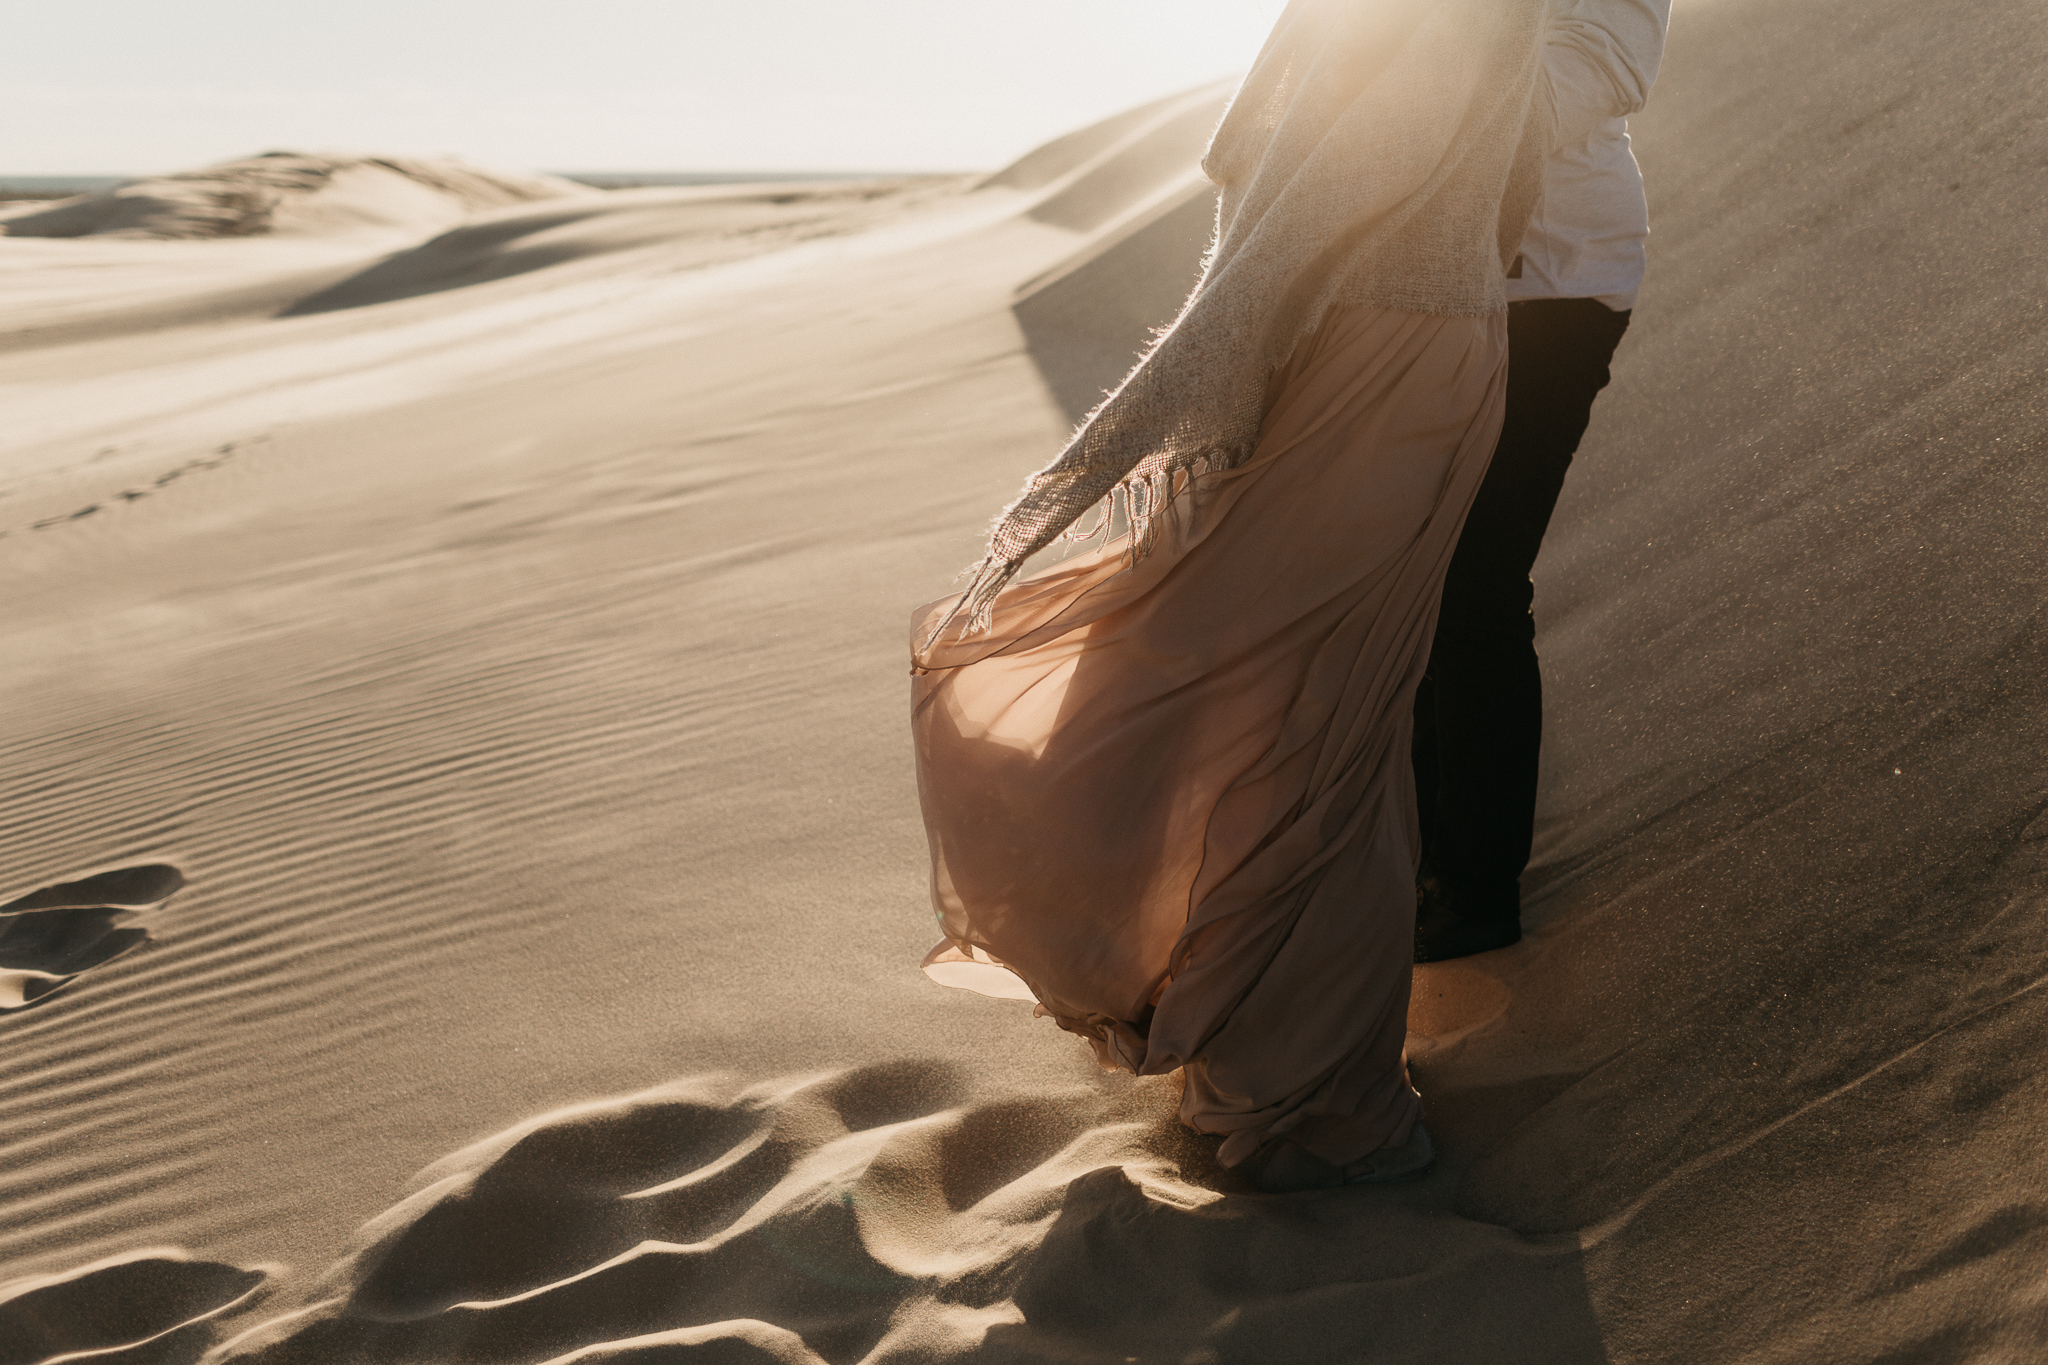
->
[[1506, 0, 1671, 310]]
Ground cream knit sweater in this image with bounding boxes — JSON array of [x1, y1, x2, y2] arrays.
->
[[928, 0, 1551, 646]]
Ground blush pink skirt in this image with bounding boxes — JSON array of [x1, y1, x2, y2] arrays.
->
[[910, 306, 1508, 1167]]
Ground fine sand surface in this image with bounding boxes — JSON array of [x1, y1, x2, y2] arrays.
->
[[3, 1, 2045, 1360]]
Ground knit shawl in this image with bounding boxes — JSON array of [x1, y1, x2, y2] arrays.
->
[[927, 0, 1551, 645]]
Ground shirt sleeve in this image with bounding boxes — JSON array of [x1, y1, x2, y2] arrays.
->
[[1539, 0, 1671, 151]]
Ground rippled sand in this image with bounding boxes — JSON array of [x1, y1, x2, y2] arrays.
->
[[5, 0, 2047, 1359]]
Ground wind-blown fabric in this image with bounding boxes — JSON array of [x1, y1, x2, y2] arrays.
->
[[913, 307, 1510, 1165], [925, 0, 1550, 645], [907, 0, 1553, 1168]]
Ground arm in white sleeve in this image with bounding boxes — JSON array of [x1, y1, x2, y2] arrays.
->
[[1540, 0, 1671, 150]]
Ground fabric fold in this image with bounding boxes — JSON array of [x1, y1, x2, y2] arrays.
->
[[911, 306, 1508, 1165]]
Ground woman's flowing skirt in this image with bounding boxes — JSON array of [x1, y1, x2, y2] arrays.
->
[[910, 306, 1509, 1167]]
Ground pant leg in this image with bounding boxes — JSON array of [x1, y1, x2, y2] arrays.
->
[[1412, 297, 1631, 906]]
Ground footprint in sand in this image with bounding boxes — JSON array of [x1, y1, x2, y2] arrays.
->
[[0, 1248, 268, 1365], [0, 864, 184, 1012], [0, 440, 263, 540]]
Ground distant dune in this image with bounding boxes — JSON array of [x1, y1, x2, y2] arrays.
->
[[0, 151, 593, 240], [3, 0, 2046, 1361]]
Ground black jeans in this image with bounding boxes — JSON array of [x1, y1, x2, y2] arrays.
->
[[1411, 297, 1631, 914]]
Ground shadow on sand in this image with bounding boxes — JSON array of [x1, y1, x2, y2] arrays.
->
[[277, 206, 636, 316], [207, 1057, 1603, 1364], [0, 864, 183, 1012]]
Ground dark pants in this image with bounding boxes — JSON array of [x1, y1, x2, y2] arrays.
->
[[1411, 297, 1632, 916]]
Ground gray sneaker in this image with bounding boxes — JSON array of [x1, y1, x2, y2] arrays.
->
[[1242, 1122, 1435, 1193]]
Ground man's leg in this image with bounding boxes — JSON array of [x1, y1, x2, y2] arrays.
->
[[1412, 297, 1631, 962]]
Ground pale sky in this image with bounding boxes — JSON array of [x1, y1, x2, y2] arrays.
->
[[4, 1, 1283, 176]]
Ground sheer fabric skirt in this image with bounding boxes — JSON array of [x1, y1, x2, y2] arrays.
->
[[911, 306, 1508, 1167]]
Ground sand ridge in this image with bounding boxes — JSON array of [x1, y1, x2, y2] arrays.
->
[[3, 0, 2046, 1359], [0, 1248, 270, 1363], [212, 1064, 1605, 1364], [0, 152, 593, 242], [0, 864, 184, 1011]]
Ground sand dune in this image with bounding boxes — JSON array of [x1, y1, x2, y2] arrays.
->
[[0, 152, 590, 241], [1012, 180, 1221, 425], [280, 179, 965, 316], [1010, 81, 1232, 234], [3, 0, 2045, 1360], [0, 180, 960, 357]]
